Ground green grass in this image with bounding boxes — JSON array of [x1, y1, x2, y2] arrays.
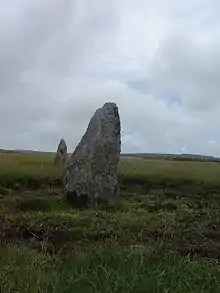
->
[[1, 153, 220, 292], [2, 188, 220, 258], [0, 153, 61, 189], [119, 158, 220, 193], [1, 243, 220, 293], [1, 153, 220, 190]]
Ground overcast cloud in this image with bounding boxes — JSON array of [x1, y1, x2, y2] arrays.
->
[[1, 0, 220, 155]]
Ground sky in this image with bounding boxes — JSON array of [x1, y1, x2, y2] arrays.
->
[[1, 0, 220, 155]]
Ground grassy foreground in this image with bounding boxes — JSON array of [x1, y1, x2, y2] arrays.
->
[[1, 153, 220, 292], [1, 244, 220, 293]]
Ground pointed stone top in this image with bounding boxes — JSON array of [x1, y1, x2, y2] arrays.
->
[[54, 138, 67, 165]]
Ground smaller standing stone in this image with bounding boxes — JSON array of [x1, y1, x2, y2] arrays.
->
[[54, 138, 67, 165]]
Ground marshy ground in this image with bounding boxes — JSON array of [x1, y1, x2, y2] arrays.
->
[[1, 154, 220, 292]]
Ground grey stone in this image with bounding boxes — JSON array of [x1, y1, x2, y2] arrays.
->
[[54, 138, 67, 165], [64, 102, 121, 208]]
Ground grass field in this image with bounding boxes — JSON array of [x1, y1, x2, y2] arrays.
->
[[1, 153, 220, 292]]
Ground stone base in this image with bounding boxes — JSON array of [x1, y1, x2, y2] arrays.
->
[[65, 190, 117, 210]]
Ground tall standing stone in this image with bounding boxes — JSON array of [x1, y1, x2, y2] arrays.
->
[[54, 138, 67, 165], [64, 102, 121, 208]]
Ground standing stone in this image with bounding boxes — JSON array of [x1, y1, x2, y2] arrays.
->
[[54, 138, 67, 165], [64, 102, 121, 208]]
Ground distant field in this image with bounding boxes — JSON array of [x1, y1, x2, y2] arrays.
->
[[1, 153, 220, 189], [120, 156, 220, 184], [1, 153, 220, 292]]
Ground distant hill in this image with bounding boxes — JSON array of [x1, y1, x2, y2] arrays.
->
[[1, 149, 220, 162], [0, 149, 54, 156], [121, 153, 220, 162], [0, 149, 18, 154]]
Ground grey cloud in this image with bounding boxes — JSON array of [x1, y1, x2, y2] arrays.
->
[[150, 34, 220, 111], [1, 1, 220, 156], [0, 0, 119, 150]]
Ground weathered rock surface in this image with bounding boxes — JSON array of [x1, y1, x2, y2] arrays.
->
[[64, 102, 121, 208], [54, 138, 67, 165]]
